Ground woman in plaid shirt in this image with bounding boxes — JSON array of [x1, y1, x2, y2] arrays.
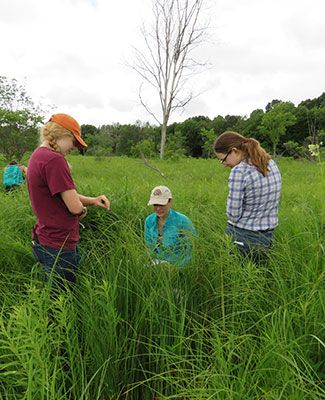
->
[[213, 131, 282, 260]]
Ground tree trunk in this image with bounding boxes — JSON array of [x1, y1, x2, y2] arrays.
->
[[273, 142, 277, 157], [160, 120, 167, 159]]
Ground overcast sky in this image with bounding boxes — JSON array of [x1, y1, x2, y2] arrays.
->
[[1, 0, 325, 126]]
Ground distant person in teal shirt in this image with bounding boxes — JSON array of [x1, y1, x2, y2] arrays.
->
[[145, 186, 196, 267]]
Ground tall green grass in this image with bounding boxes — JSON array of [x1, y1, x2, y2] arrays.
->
[[0, 156, 324, 399]]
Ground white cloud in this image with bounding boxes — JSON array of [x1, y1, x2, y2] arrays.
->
[[45, 85, 104, 108], [1, 0, 324, 126]]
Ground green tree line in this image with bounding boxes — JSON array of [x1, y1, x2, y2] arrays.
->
[[1, 76, 324, 161], [82, 94, 325, 159]]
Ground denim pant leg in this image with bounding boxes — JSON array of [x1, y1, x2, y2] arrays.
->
[[32, 243, 81, 288], [225, 224, 273, 259]]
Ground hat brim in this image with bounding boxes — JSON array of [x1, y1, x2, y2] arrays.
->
[[148, 198, 170, 206], [74, 135, 88, 148]]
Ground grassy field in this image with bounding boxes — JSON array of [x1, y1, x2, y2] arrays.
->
[[0, 156, 324, 399]]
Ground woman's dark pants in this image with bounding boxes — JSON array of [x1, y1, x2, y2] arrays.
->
[[32, 242, 81, 291], [225, 223, 274, 263]]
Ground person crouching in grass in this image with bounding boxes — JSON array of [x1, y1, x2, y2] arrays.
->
[[27, 113, 110, 290], [145, 185, 197, 267], [213, 131, 282, 261]]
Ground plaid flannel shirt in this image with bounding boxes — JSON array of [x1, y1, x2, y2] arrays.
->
[[227, 159, 282, 231]]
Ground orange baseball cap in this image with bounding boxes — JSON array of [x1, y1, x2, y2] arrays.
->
[[49, 113, 88, 148]]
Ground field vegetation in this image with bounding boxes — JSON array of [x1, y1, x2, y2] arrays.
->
[[0, 156, 324, 399]]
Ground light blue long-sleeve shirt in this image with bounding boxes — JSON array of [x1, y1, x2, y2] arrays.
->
[[144, 209, 197, 267]]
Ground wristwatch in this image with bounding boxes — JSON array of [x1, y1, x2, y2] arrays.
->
[[77, 206, 87, 216]]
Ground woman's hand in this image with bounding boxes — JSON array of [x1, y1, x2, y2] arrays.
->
[[79, 206, 88, 220], [78, 194, 110, 209], [93, 195, 110, 209]]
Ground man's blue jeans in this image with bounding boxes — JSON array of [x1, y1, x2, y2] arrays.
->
[[32, 242, 81, 289], [225, 223, 274, 261]]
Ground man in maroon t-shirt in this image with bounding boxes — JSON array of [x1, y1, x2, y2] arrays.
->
[[27, 113, 110, 289]]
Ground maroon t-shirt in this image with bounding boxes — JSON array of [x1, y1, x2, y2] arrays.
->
[[27, 147, 79, 250]]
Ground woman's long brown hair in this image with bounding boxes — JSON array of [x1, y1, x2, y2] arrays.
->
[[213, 131, 271, 176]]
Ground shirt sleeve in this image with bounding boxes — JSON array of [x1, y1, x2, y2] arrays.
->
[[44, 156, 76, 196], [144, 217, 150, 246], [178, 216, 197, 267], [144, 215, 161, 260], [226, 167, 245, 223], [182, 217, 197, 237]]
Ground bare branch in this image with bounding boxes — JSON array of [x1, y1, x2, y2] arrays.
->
[[138, 88, 161, 125], [140, 152, 166, 177]]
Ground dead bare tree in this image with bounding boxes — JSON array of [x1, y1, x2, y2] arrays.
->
[[132, 0, 208, 159]]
